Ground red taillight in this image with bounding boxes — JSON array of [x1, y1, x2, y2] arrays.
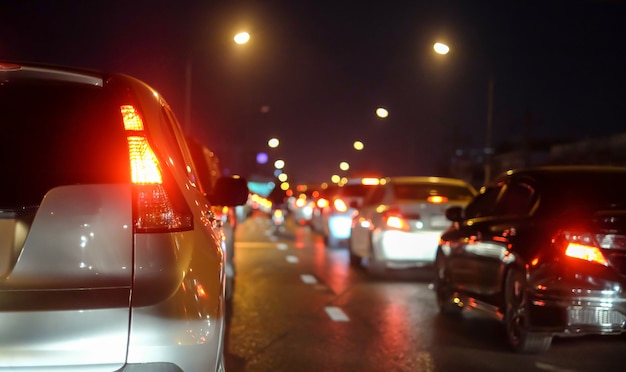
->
[[384, 213, 410, 231], [122, 105, 193, 233], [559, 231, 608, 266], [333, 198, 348, 213], [427, 195, 448, 204], [317, 198, 329, 208], [127, 136, 163, 184]]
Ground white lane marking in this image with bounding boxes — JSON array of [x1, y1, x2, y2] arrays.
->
[[277, 243, 288, 250], [325, 306, 349, 322], [286, 255, 299, 263], [300, 274, 318, 284]]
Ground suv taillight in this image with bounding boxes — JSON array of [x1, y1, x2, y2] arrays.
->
[[122, 105, 193, 233]]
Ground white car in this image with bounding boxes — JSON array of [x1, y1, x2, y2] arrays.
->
[[0, 62, 248, 371], [320, 178, 381, 248], [349, 176, 477, 275]]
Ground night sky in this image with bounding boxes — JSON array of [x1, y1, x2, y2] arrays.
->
[[2, 0, 625, 184]]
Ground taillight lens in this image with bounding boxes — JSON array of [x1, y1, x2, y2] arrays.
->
[[317, 198, 329, 208], [384, 214, 410, 231], [560, 231, 608, 266], [122, 105, 193, 233], [333, 198, 348, 213], [427, 195, 448, 204]]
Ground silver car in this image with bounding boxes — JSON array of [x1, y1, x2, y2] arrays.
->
[[0, 62, 248, 371], [349, 176, 477, 275]]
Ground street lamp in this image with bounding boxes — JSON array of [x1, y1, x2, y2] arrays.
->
[[184, 32, 250, 134], [433, 42, 494, 185]]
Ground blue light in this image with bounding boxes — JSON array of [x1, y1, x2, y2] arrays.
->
[[256, 152, 269, 164]]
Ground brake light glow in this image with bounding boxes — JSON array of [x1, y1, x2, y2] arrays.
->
[[384, 214, 410, 231], [361, 178, 380, 185], [559, 231, 608, 266], [317, 198, 329, 208], [122, 105, 193, 233], [121, 105, 144, 131], [427, 195, 448, 204], [333, 198, 348, 212], [127, 136, 163, 184], [565, 243, 608, 266]]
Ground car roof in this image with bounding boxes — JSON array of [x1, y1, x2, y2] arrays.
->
[[495, 165, 626, 184], [0, 61, 109, 85], [384, 176, 474, 187]]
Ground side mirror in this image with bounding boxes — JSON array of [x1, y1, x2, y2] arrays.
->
[[209, 176, 249, 206], [445, 206, 464, 222]]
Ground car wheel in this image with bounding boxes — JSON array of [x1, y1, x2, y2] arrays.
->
[[434, 251, 462, 316], [348, 237, 362, 267], [504, 268, 552, 353], [366, 234, 385, 277], [327, 234, 342, 248], [225, 277, 234, 302]]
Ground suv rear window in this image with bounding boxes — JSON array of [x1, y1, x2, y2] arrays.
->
[[0, 81, 130, 208]]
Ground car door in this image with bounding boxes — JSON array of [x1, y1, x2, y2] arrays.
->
[[467, 181, 536, 297], [445, 185, 502, 293]]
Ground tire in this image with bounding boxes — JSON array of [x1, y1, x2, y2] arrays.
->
[[348, 237, 362, 267], [504, 268, 552, 353], [366, 235, 385, 277], [327, 234, 341, 248], [434, 251, 462, 316], [225, 276, 234, 302]]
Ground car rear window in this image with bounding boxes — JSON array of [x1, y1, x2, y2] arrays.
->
[[341, 184, 376, 197], [393, 183, 475, 201], [540, 172, 626, 211], [0, 80, 130, 208]]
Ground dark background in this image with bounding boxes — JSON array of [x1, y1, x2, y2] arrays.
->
[[2, 0, 625, 184]]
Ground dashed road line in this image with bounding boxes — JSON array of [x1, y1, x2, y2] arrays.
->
[[300, 274, 318, 284], [286, 255, 299, 263], [324, 306, 349, 322]]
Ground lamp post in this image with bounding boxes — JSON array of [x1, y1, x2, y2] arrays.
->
[[183, 32, 250, 135], [433, 42, 495, 185]]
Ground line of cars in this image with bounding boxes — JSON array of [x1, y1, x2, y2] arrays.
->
[[312, 166, 626, 354], [0, 61, 249, 371]]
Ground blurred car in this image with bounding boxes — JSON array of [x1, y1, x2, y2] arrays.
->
[[311, 184, 341, 234], [320, 177, 383, 248], [186, 136, 249, 301], [350, 176, 477, 274], [0, 61, 247, 371], [288, 184, 321, 225], [435, 166, 626, 353]]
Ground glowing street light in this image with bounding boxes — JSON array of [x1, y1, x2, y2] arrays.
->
[[268, 137, 280, 148], [375, 107, 389, 119], [184, 32, 250, 133], [353, 140, 364, 151], [339, 161, 350, 171], [433, 42, 450, 55], [274, 159, 285, 169], [234, 32, 250, 45], [434, 41, 494, 184]]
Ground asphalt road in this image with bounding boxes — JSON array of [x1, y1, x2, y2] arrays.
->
[[224, 212, 626, 372]]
